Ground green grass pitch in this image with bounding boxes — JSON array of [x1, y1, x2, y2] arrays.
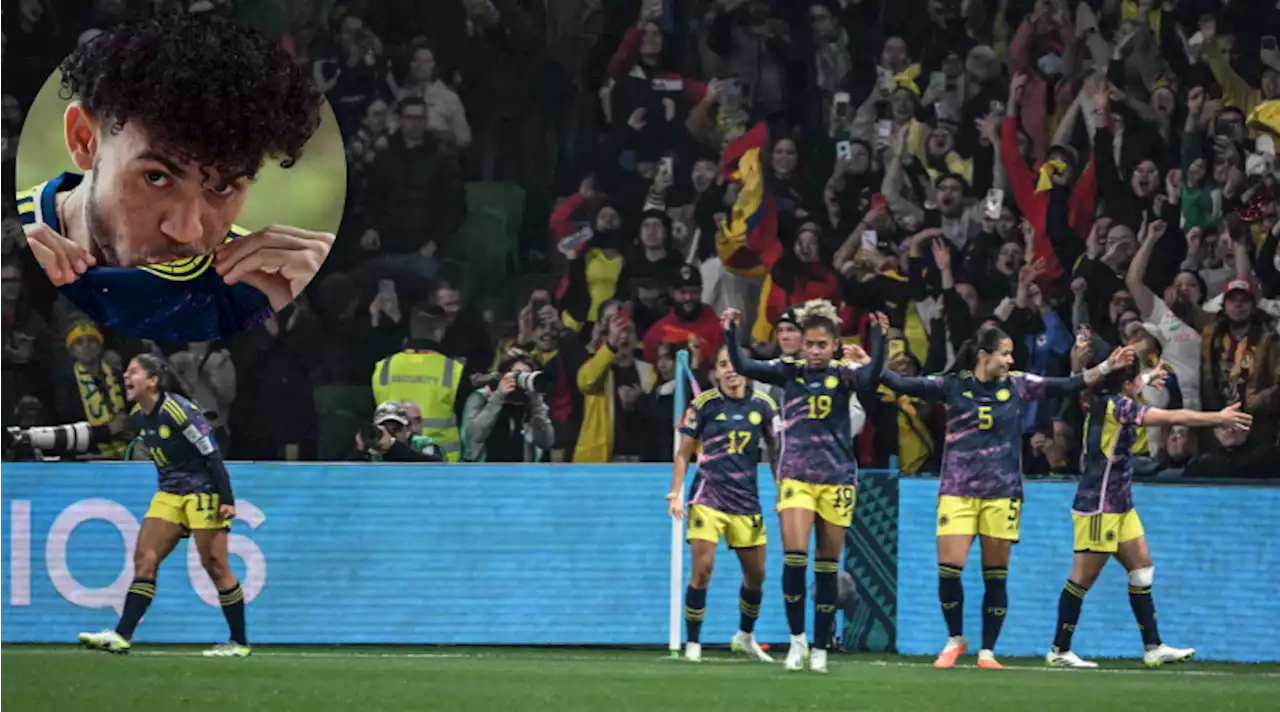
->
[[4, 646, 1278, 712]]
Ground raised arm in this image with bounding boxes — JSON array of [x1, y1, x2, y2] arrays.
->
[[880, 370, 948, 401], [850, 312, 888, 392], [1125, 214, 1161, 319], [1039, 345, 1136, 396], [722, 309, 790, 385]]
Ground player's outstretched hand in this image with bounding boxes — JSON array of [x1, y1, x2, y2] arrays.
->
[[219, 504, 237, 521], [214, 225, 335, 311], [873, 311, 890, 334], [1220, 403, 1253, 431], [1107, 345, 1136, 369], [26, 223, 96, 286], [843, 343, 870, 365], [665, 492, 685, 520], [720, 308, 741, 331]]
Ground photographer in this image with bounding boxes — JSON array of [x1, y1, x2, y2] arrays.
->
[[462, 351, 555, 463], [347, 401, 443, 462]]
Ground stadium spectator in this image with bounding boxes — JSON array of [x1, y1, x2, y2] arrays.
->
[[642, 264, 722, 368], [168, 341, 236, 448], [51, 321, 130, 457], [573, 301, 656, 463]]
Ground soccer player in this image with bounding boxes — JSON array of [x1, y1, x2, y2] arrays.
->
[[1045, 362, 1250, 669], [879, 325, 1133, 670], [667, 345, 780, 663], [73, 354, 248, 656], [722, 300, 888, 673], [15, 13, 332, 342]]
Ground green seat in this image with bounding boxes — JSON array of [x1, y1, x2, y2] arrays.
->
[[467, 181, 526, 245], [313, 384, 375, 461], [448, 209, 509, 293]]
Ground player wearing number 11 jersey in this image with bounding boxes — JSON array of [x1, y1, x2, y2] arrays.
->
[[881, 326, 1133, 670], [723, 301, 887, 673], [76, 354, 250, 657], [668, 346, 780, 663]]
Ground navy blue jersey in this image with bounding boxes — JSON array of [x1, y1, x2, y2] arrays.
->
[[16, 174, 273, 341], [882, 370, 1085, 499], [1076, 394, 1149, 515], [131, 392, 232, 501], [680, 388, 779, 515], [725, 324, 885, 486]]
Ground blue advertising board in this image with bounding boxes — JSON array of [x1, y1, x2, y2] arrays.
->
[[2, 462, 812, 645], [897, 478, 1280, 662]]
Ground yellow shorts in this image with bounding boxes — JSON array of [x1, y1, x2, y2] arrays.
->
[[144, 492, 231, 533], [776, 478, 857, 527], [936, 495, 1022, 541], [686, 504, 765, 549], [1073, 510, 1145, 554]]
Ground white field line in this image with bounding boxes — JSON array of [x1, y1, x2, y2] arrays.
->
[[3, 647, 1278, 678]]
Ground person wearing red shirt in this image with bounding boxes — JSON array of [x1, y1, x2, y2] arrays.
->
[[642, 264, 722, 368]]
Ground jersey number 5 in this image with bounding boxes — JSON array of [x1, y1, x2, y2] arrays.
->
[[978, 405, 994, 430], [727, 430, 754, 454], [807, 394, 833, 420]]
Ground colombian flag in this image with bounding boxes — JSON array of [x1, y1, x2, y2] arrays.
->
[[717, 123, 779, 278]]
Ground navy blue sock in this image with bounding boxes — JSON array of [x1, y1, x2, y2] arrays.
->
[[115, 578, 156, 640], [738, 586, 762, 634], [937, 564, 964, 638], [218, 583, 248, 646], [1128, 583, 1161, 648], [782, 551, 808, 636], [981, 567, 1008, 651], [813, 559, 839, 650], [684, 585, 707, 644], [1053, 580, 1089, 651]]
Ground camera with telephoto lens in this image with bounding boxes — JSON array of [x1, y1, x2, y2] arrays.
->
[[512, 370, 547, 394]]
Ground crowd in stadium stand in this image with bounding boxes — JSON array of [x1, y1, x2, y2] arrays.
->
[[2, 0, 1279, 476]]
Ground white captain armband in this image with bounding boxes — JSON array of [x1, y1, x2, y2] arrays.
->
[[183, 424, 216, 455]]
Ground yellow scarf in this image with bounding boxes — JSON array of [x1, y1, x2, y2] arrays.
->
[[879, 385, 934, 473], [895, 64, 922, 96], [1036, 160, 1067, 193], [74, 361, 127, 457]]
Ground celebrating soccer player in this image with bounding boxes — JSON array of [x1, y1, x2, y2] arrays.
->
[[15, 354, 250, 656], [667, 346, 780, 663], [721, 300, 887, 673], [1045, 362, 1250, 669], [15, 13, 332, 341], [880, 325, 1133, 670]]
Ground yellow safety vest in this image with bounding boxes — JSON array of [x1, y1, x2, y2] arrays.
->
[[371, 350, 465, 462]]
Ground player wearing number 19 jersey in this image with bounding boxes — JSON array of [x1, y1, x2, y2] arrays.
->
[[76, 354, 250, 658], [668, 346, 780, 663], [881, 326, 1130, 670], [723, 301, 887, 673]]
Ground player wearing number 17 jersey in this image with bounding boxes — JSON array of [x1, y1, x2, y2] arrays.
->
[[667, 346, 780, 663], [75, 354, 250, 657], [881, 326, 1133, 670], [723, 301, 887, 673]]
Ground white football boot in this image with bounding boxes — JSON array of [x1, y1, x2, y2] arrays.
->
[[730, 631, 773, 662], [1046, 648, 1098, 668], [784, 635, 809, 671], [1144, 644, 1195, 667]]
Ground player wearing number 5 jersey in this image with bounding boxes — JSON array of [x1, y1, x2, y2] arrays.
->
[[75, 354, 250, 657], [667, 346, 780, 664], [722, 300, 887, 673], [1045, 362, 1250, 670], [880, 325, 1133, 670]]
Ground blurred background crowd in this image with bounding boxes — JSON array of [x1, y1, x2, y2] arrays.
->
[[2, 0, 1279, 478]]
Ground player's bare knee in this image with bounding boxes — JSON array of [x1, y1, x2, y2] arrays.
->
[[200, 551, 229, 581], [690, 562, 714, 589], [133, 548, 162, 578]]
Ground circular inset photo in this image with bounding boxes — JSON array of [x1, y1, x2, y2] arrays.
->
[[13, 12, 346, 342]]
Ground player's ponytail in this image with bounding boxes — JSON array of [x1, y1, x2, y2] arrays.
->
[[975, 325, 1010, 356], [133, 353, 188, 399]]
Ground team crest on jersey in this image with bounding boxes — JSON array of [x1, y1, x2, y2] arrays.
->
[[715, 413, 728, 421], [748, 411, 763, 425], [158, 425, 171, 439], [996, 388, 1011, 402], [824, 376, 838, 389], [962, 391, 973, 399]]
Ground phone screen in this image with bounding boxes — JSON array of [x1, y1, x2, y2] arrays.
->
[[378, 279, 396, 296], [861, 230, 878, 251], [836, 141, 852, 159]]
